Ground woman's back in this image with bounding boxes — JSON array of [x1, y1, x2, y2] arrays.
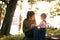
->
[[23, 19, 31, 33]]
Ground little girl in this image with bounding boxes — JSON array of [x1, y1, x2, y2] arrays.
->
[[34, 13, 47, 40]]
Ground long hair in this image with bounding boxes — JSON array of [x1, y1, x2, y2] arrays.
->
[[26, 11, 35, 20], [26, 11, 36, 25]]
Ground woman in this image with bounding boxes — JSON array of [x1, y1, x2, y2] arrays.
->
[[23, 11, 36, 40]]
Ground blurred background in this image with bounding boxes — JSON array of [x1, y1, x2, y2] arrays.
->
[[0, 0, 60, 40]]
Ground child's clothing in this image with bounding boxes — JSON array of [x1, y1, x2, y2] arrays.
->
[[34, 20, 46, 40], [39, 20, 46, 28], [39, 28, 46, 40]]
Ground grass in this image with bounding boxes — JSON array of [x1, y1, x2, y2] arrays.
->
[[0, 33, 25, 40]]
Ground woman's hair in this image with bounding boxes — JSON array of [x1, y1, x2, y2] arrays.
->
[[27, 11, 35, 19], [41, 13, 47, 18]]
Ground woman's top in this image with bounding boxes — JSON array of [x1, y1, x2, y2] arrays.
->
[[23, 19, 36, 33]]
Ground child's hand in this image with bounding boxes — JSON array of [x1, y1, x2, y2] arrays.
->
[[37, 26, 40, 29]]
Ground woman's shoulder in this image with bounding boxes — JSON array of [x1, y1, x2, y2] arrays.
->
[[23, 19, 28, 22]]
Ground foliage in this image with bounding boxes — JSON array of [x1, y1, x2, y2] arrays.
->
[[28, 0, 35, 4], [50, 2, 60, 18], [2, 0, 10, 4], [56, 2, 60, 12], [46, 27, 60, 34]]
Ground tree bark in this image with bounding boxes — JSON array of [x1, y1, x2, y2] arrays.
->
[[0, 0, 17, 35]]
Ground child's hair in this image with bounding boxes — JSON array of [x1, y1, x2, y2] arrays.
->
[[41, 13, 47, 18]]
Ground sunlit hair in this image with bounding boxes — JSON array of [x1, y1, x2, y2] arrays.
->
[[26, 11, 36, 24], [41, 13, 47, 18], [27, 11, 35, 20]]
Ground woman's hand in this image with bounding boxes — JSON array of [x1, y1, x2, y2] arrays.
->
[[31, 24, 36, 28], [31, 24, 35, 26]]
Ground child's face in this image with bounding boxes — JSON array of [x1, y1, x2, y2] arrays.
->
[[41, 16, 46, 20]]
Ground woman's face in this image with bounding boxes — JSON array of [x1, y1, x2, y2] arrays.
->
[[31, 15, 35, 21]]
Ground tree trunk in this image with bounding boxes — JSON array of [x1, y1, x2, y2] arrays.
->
[[0, 0, 17, 35]]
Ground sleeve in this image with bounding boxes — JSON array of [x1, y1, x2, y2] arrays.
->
[[23, 20, 30, 33]]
